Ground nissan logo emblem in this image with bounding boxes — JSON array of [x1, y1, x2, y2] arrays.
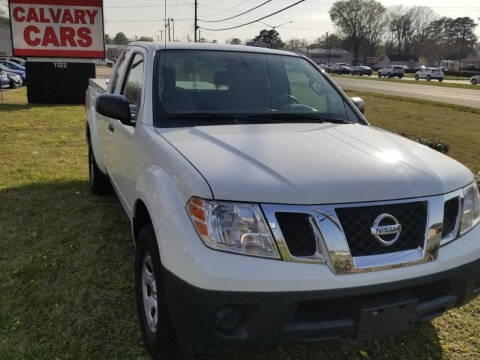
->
[[371, 213, 402, 246]]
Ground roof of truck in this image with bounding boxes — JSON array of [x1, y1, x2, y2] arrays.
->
[[128, 42, 300, 57]]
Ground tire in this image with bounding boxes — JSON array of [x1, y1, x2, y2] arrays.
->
[[88, 143, 112, 195], [135, 225, 183, 359], [399, 75, 403, 79], [471, 78, 477, 85], [438, 78, 443, 82], [415, 75, 419, 81], [378, 73, 381, 78], [9, 80, 17, 89], [426, 75, 431, 81]]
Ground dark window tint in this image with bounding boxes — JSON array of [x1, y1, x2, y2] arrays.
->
[[122, 53, 145, 119]]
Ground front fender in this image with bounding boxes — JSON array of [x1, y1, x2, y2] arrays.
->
[[133, 163, 212, 256]]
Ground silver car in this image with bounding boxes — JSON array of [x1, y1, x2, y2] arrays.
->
[[470, 75, 480, 85], [378, 65, 404, 78], [415, 67, 444, 82]]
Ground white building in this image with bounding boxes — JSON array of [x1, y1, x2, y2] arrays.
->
[[0, 16, 12, 56]]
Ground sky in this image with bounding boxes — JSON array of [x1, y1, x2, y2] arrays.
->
[[1, 0, 479, 43]]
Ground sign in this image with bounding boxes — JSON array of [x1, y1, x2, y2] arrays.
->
[[366, 57, 377, 65], [8, 0, 105, 58]]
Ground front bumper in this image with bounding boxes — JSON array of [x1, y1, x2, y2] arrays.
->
[[164, 257, 480, 353]]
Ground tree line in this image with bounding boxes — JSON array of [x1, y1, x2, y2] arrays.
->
[[328, 0, 478, 65]]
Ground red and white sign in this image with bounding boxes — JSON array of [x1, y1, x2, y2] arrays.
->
[[8, 0, 105, 58]]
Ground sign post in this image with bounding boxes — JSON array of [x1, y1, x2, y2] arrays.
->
[[8, 0, 105, 104]]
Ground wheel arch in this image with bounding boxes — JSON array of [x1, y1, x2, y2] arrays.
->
[[133, 199, 153, 247]]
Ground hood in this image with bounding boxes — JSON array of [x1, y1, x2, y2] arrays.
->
[[158, 123, 473, 204]]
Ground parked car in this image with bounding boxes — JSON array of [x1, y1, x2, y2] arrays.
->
[[0, 71, 9, 88], [415, 67, 444, 82], [86, 43, 480, 358], [378, 65, 404, 78], [350, 65, 372, 76], [470, 75, 480, 85], [0, 56, 26, 67], [0, 60, 26, 72], [330, 63, 352, 74], [0, 64, 25, 86]]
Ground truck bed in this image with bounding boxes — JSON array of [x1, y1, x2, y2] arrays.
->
[[89, 78, 108, 94]]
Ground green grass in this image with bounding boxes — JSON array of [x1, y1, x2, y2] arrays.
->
[[333, 74, 479, 91], [1, 88, 480, 360]]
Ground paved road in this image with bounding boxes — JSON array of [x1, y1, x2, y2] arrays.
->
[[333, 77, 480, 109]]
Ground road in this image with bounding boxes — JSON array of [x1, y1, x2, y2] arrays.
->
[[333, 77, 480, 109]]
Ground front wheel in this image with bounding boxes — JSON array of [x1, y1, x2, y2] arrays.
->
[[415, 75, 419, 80], [9, 80, 17, 89], [438, 78, 443, 82], [135, 225, 181, 359], [88, 144, 112, 195], [377, 73, 381, 78], [426, 75, 431, 81], [472, 78, 478, 85]]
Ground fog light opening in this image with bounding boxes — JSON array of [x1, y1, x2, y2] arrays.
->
[[213, 306, 242, 331]]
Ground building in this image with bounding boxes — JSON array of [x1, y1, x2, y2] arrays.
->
[[378, 55, 420, 68], [105, 44, 127, 59], [297, 48, 353, 65], [0, 15, 12, 56]]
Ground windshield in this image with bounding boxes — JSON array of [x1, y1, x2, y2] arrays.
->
[[154, 50, 360, 126]]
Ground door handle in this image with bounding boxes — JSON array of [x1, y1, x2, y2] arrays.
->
[[108, 124, 114, 133]]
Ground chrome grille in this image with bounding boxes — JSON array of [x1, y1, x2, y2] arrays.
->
[[261, 191, 461, 274], [335, 202, 428, 257], [442, 197, 460, 240], [275, 213, 317, 257]]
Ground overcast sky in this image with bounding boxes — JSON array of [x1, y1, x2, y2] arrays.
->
[[1, 0, 479, 43]]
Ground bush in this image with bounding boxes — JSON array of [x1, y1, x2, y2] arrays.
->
[[400, 133, 449, 154], [444, 70, 479, 78]]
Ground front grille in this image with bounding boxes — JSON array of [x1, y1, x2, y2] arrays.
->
[[276, 212, 316, 257], [443, 197, 460, 239], [335, 202, 428, 257]]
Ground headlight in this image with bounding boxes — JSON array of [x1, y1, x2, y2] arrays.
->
[[187, 198, 280, 259], [460, 182, 480, 235]]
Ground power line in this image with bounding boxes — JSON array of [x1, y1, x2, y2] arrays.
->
[[199, 0, 273, 23], [200, 0, 254, 19], [200, 0, 307, 31], [105, 4, 191, 8]]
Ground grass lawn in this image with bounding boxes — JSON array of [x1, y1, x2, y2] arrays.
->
[[1, 88, 480, 360], [333, 74, 479, 91]]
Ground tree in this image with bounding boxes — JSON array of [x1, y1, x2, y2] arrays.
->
[[252, 29, 284, 49], [424, 17, 478, 64], [113, 32, 129, 45], [137, 36, 154, 42], [329, 0, 386, 64], [227, 38, 242, 45]]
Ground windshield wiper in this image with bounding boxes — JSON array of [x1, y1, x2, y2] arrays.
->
[[162, 112, 351, 125], [246, 113, 351, 124]]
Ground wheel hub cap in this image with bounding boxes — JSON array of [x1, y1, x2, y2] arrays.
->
[[141, 253, 158, 332]]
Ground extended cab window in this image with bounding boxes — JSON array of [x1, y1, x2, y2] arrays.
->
[[154, 50, 360, 126], [122, 53, 145, 120]]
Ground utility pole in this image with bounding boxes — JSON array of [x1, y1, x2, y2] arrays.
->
[[170, 18, 175, 42], [325, 32, 329, 65], [168, 18, 171, 42], [194, 0, 198, 42]]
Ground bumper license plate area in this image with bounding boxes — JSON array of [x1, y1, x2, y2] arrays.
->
[[355, 291, 419, 340]]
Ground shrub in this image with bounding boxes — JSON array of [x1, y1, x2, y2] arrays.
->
[[400, 133, 449, 154]]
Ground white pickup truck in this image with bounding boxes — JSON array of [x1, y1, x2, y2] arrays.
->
[[86, 43, 480, 358]]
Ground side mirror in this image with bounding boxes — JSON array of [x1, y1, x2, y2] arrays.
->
[[350, 97, 364, 114], [96, 94, 133, 126]]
